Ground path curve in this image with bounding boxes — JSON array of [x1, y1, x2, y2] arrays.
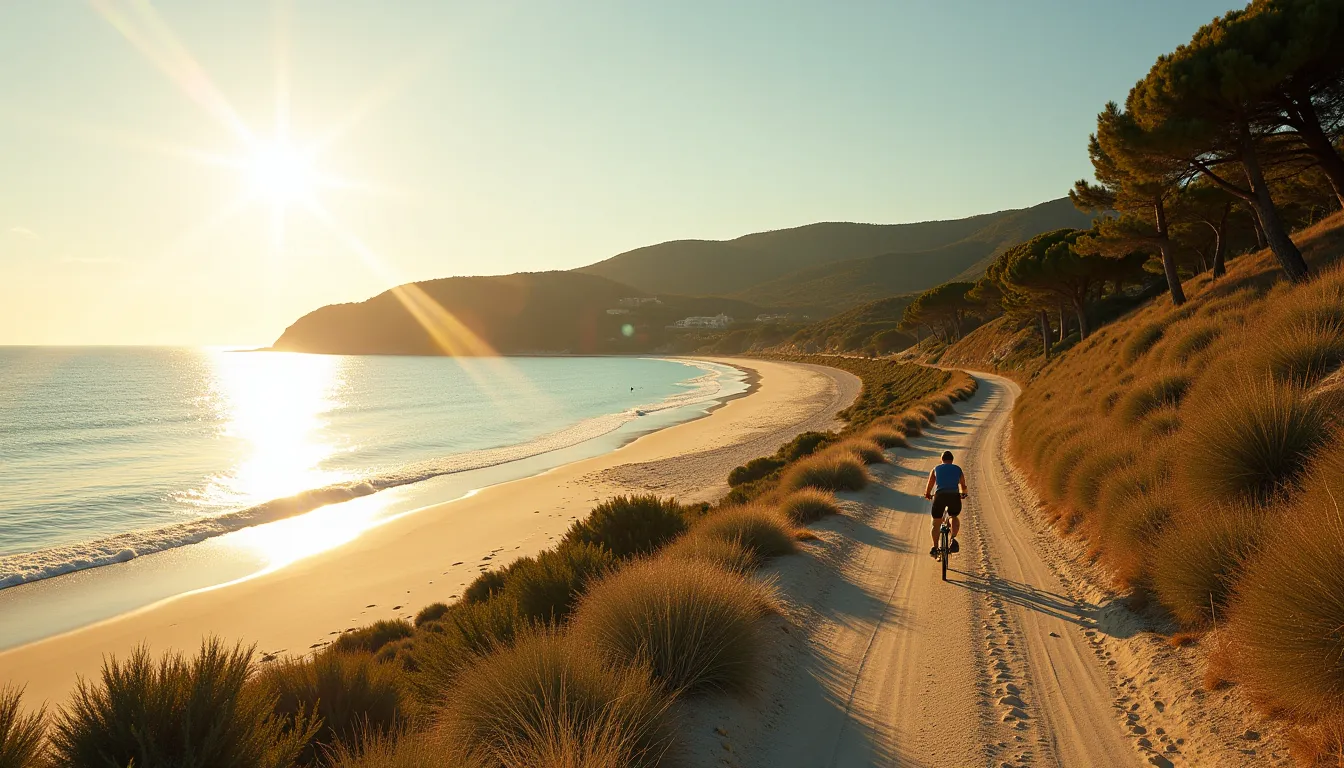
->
[[696, 372, 1140, 768]]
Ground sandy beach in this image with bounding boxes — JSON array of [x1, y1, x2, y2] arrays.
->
[[0, 357, 859, 707]]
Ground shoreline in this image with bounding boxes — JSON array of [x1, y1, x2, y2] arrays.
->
[[0, 357, 859, 707], [0, 356, 743, 593]]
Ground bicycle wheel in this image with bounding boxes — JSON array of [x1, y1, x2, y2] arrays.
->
[[940, 528, 949, 581]]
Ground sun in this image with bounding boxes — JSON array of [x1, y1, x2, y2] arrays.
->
[[245, 140, 316, 207]]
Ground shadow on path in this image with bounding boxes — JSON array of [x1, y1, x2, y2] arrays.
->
[[947, 569, 1140, 639]]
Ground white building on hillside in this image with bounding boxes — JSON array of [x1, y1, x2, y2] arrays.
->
[[672, 314, 733, 329], [618, 297, 662, 308]]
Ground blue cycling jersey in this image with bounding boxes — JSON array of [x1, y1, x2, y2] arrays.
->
[[933, 463, 963, 492]]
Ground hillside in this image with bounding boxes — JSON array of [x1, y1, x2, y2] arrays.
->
[[576, 198, 1088, 304], [269, 271, 763, 355], [733, 198, 1094, 310], [778, 294, 918, 354]]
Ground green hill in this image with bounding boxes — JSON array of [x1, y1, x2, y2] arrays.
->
[[269, 271, 763, 355], [779, 295, 919, 354], [731, 199, 1094, 310], [576, 198, 1089, 306]]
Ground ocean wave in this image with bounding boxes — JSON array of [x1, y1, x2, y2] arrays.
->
[[0, 360, 730, 590]]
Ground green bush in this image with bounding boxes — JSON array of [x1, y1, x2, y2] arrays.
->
[[727, 456, 785, 487], [439, 633, 674, 768], [0, 685, 46, 768], [413, 603, 450, 628], [777, 489, 842, 524], [1150, 507, 1262, 627], [463, 570, 507, 604], [411, 599, 522, 707], [256, 651, 408, 765], [782, 452, 869, 492], [332, 620, 414, 655], [1182, 377, 1335, 507], [502, 543, 615, 624], [561, 495, 687, 558], [777, 431, 835, 461], [572, 559, 774, 695], [1230, 448, 1344, 718], [49, 639, 314, 768], [696, 506, 797, 561]]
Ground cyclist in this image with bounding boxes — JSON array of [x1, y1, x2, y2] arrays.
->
[[923, 450, 967, 558]]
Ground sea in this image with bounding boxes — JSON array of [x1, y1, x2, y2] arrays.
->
[[0, 348, 745, 596]]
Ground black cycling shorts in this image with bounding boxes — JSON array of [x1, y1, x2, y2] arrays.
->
[[930, 491, 962, 518]]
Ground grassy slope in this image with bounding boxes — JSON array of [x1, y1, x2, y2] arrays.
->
[[778, 295, 918, 353], [957, 214, 1344, 757]]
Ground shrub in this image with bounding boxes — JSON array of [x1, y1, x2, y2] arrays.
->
[[561, 495, 687, 559], [1181, 377, 1336, 507], [727, 456, 785, 487], [326, 729, 445, 768], [1168, 324, 1220, 362], [1122, 323, 1164, 365], [1098, 490, 1174, 588], [333, 620, 414, 655], [1065, 448, 1131, 517], [696, 506, 798, 560], [930, 395, 956, 415], [896, 411, 927, 436], [256, 651, 408, 765], [1116, 374, 1190, 425], [0, 685, 45, 768], [1150, 506, 1262, 627], [777, 431, 835, 462], [1229, 448, 1344, 718], [838, 438, 886, 465], [781, 452, 869, 493], [1044, 437, 1089, 505], [658, 532, 760, 573], [439, 633, 673, 768], [863, 426, 908, 449], [502, 543, 615, 624], [414, 603, 450, 628], [464, 570, 508, 604], [411, 599, 522, 707], [1256, 319, 1344, 387], [777, 489, 842, 524], [49, 639, 313, 768], [572, 559, 774, 695], [1138, 407, 1182, 441]]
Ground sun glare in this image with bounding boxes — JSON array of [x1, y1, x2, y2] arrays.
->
[[246, 140, 315, 206]]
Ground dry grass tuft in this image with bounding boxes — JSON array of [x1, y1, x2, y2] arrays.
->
[[50, 639, 314, 768], [1254, 318, 1344, 388], [776, 489, 842, 524], [256, 650, 408, 764], [1122, 323, 1165, 364], [1150, 506, 1263, 628], [657, 533, 760, 573], [571, 558, 775, 695], [0, 685, 46, 768], [1116, 374, 1190, 425], [863, 425, 908, 449], [333, 620, 414, 655], [438, 633, 674, 768], [695, 506, 798, 561], [838, 438, 887, 465], [781, 452, 869, 493], [1181, 377, 1336, 507], [1229, 447, 1344, 719], [561, 495, 688, 559]]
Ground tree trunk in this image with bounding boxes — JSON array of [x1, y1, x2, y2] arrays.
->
[[1238, 119, 1311, 283], [1287, 90, 1344, 210], [1039, 310, 1052, 360], [1058, 305, 1069, 341], [1210, 202, 1230, 278], [1154, 199, 1187, 306], [1073, 298, 1090, 340]]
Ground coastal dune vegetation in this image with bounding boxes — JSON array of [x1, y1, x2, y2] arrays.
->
[[883, 0, 1344, 758], [0, 359, 976, 767]]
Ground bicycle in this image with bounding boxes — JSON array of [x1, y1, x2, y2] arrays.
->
[[938, 519, 951, 581]]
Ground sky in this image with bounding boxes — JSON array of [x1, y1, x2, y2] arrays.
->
[[0, 0, 1240, 346]]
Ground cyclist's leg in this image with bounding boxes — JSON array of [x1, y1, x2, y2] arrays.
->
[[930, 496, 947, 546], [931, 515, 943, 546], [948, 495, 963, 540]]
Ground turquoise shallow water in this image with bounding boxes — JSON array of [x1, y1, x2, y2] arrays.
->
[[0, 348, 735, 588]]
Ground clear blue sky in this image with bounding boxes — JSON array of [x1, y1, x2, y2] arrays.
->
[[0, 0, 1238, 345]]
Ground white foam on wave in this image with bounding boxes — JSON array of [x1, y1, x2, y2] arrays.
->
[[0, 359, 732, 590]]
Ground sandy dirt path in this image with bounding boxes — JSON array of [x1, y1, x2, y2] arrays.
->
[[697, 372, 1142, 768]]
